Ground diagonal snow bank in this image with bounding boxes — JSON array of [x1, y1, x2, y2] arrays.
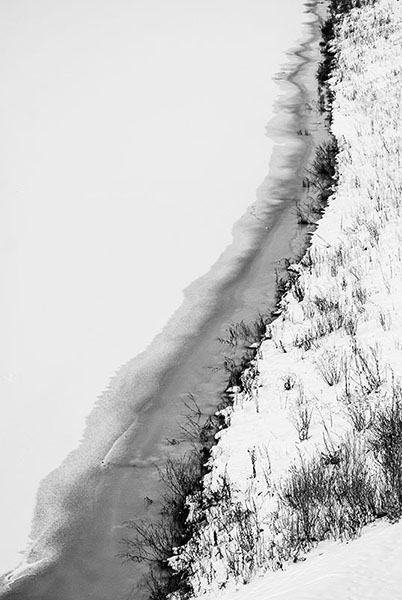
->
[[205, 520, 402, 600], [167, 0, 402, 597]]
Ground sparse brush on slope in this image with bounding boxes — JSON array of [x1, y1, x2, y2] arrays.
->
[[218, 317, 267, 349], [119, 452, 203, 599], [368, 382, 402, 520], [309, 138, 338, 199], [299, 137, 338, 224], [291, 385, 313, 441], [315, 348, 345, 386], [216, 315, 269, 391], [277, 437, 378, 553], [277, 384, 402, 561], [299, 118, 338, 225], [317, 18, 336, 113]]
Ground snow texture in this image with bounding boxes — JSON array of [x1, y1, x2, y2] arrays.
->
[[168, 0, 402, 597]]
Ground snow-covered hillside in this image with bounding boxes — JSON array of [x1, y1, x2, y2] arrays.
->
[[167, 0, 402, 597]]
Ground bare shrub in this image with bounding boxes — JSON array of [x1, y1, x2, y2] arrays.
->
[[293, 330, 316, 352], [179, 394, 203, 442], [119, 451, 203, 597], [368, 383, 402, 519], [218, 317, 267, 349], [340, 391, 377, 432], [120, 517, 179, 566], [310, 295, 348, 338], [307, 138, 339, 202], [315, 349, 345, 386], [291, 387, 313, 442], [142, 565, 191, 600], [222, 354, 254, 389], [195, 471, 267, 584], [277, 437, 379, 558], [216, 315, 268, 391], [160, 454, 204, 527], [225, 504, 263, 583], [278, 455, 330, 549], [352, 343, 384, 395]]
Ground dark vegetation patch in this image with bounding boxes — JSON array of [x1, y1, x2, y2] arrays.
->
[[297, 136, 339, 226], [119, 452, 204, 599], [277, 382, 402, 562], [216, 315, 268, 389], [317, 0, 377, 116], [118, 313, 270, 599]]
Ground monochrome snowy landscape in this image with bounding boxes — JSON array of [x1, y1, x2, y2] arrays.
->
[[164, 0, 402, 598], [0, 0, 306, 589], [2, 0, 402, 598]]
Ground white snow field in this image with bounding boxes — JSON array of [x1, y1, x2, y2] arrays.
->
[[168, 0, 402, 598], [212, 520, 402, 600], [0, 0, 309, 579]]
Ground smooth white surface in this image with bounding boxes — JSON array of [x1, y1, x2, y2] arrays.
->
[[0, 0, 306, 574]]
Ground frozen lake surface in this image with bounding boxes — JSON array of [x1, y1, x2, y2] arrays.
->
[[0, 0, 307, 581]]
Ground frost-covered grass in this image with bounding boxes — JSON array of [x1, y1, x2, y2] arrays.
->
[[165, 0, 402, 597]]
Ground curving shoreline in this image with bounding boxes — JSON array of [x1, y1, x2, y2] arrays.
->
[[1, 2, 325, 599]]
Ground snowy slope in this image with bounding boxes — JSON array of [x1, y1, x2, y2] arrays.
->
[[205, 520, 402, 600], [168, 0, 402, 597]]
